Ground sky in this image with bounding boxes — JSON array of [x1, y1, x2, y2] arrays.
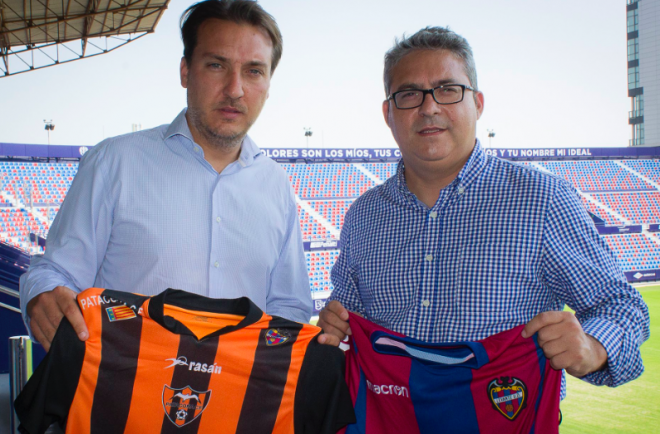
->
[[0, 0, 631, 150]]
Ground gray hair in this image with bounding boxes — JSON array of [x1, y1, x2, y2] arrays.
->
[[383, 26, 478, 96]]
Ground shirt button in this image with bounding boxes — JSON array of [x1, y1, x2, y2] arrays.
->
[[429, 211, 438, 219], [214, 261, 219, 268], [194, 147, 200, 153], [216, 217, 221, 223], [425, 255, 433, 262], [422, 300, 430, 307], [458, 186, 465, 194]]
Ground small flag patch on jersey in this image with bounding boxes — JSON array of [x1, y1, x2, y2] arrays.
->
[[106, 305, 136, 322], [265, 328, 290, 346]]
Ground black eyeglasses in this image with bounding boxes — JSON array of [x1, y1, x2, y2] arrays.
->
[[387, 84, 475, 109]]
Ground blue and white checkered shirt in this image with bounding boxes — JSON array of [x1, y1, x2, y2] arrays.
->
[[329, 141, 649, 397]]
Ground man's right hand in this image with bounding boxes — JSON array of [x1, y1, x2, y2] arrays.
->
[[317, 300, 351, 346], [26, 286, 88, 352]]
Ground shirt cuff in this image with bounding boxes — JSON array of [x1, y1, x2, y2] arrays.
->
[[580, 317, 623, 386]]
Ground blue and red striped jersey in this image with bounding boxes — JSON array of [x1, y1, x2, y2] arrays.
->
[[342, 313, 562, 434]]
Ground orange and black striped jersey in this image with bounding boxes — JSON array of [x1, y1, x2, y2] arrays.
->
[[15, 288, 355, 434]]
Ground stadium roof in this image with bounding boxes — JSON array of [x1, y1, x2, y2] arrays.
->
[[0, 0, 169, 77]]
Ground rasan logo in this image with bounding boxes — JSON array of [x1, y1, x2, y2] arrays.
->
[[164, 356, 222, 375]]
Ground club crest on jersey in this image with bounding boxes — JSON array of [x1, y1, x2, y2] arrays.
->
[[488, 376, 527, 421], [162, 385, 211, 427], [265, 328, 290, 346], [105, 305, 136, 322]]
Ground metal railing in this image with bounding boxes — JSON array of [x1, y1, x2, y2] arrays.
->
[[629, 110, 644, 119], [9, 336, 33, 434], [0, 286, 20, 314]]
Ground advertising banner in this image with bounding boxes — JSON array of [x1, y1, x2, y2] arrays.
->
[[304, 240, 341, 251], [625, 269, 660, 283], [649, 224, 660, 232], [596, 225, 643, 235], [2, 143, 660, 162]]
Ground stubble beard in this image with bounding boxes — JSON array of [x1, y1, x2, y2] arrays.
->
[[187, 104, 248, 152]]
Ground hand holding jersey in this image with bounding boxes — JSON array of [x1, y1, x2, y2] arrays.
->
[[321, 301, 609, 380], [26, 285, 88, 352], [522, 311, 608, 378], [318, 300, 352, 346]]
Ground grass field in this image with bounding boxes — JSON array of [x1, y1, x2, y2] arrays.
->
[[560, 284, 659, 433]]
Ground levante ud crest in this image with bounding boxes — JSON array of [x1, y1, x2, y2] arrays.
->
[[265, 328, 290, 346], [487, 376, 527, 421], [162, 385, 212, 427]]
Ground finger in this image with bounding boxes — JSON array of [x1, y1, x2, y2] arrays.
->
[[547, 350, 574, 372], [537, 336, 570, 360], [326, 300, 350, 322], [522, 311, 564, 338], [30, 321, 51, 353], [319, 309, 351, 336], [57, 295, 88, 341], [317, 333, 342, 346]]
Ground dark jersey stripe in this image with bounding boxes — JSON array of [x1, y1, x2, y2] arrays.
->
[[235, 320, 302, 434], [161, 334, 220, 433], [90, 296, 143, 434]]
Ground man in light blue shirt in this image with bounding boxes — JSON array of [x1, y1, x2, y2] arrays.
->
[[21, 0, 311, 351]]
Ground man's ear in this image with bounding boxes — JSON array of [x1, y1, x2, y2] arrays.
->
[[180, 57, 189, 89], [382, 99, 392, 128], [475, 91, 485, 120]]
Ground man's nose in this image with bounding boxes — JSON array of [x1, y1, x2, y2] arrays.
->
[[224, 70, 244, 99], [418, 91, 442, 117]]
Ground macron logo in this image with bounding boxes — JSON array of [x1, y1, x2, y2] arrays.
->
[[366, 379, 409, 398]]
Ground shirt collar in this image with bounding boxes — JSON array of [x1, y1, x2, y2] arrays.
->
[[390, 139, 488, 206], [164, 108, 263, 169]]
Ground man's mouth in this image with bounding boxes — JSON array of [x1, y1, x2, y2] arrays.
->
[[219, 106, 244, 114], [418, 126, 446, 135]]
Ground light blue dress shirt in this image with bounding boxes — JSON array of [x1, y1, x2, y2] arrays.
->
[[20, 109, 312, 328], [329, 141, 650, 397]]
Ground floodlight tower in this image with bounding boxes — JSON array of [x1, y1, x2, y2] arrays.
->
[[44, 120, 55, 145], [304, 127, 313, 148], [487, 129, 495, 147]]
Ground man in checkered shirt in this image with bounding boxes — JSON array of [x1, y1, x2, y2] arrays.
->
[[318, 27, 650, 395]]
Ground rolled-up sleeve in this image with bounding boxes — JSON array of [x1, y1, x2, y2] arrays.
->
[[541, 180, 650, 387]]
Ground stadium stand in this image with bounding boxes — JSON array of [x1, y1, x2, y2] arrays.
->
[[591, 192, 660, 224], [537, 160, 657, 191], [0, 145, 658, 313]]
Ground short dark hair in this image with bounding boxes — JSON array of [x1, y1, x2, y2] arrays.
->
[[180, 0, 283, 74], [384, 26, 477, 96]]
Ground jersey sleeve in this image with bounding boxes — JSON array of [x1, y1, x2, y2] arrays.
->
[[14, 318, 86, 434], [294, 337, 356, 434]]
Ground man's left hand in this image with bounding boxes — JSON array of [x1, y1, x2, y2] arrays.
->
[[522, 311, 608, 378]]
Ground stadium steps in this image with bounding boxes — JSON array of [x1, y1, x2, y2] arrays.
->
[[296, 197, 340, 239], [580, 193, 629, 224], [353, 163, 385, 185], [614, 160, 660, 191], [532, 161, 629, 225]]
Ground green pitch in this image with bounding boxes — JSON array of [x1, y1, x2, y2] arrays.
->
[[560, 284, 660, 433]]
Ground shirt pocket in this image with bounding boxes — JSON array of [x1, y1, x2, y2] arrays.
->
[[455, 243, 539, 325]]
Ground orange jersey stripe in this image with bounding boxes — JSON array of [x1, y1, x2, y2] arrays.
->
[[272, 323, 322, 433], [67, 288, 106, 433]]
